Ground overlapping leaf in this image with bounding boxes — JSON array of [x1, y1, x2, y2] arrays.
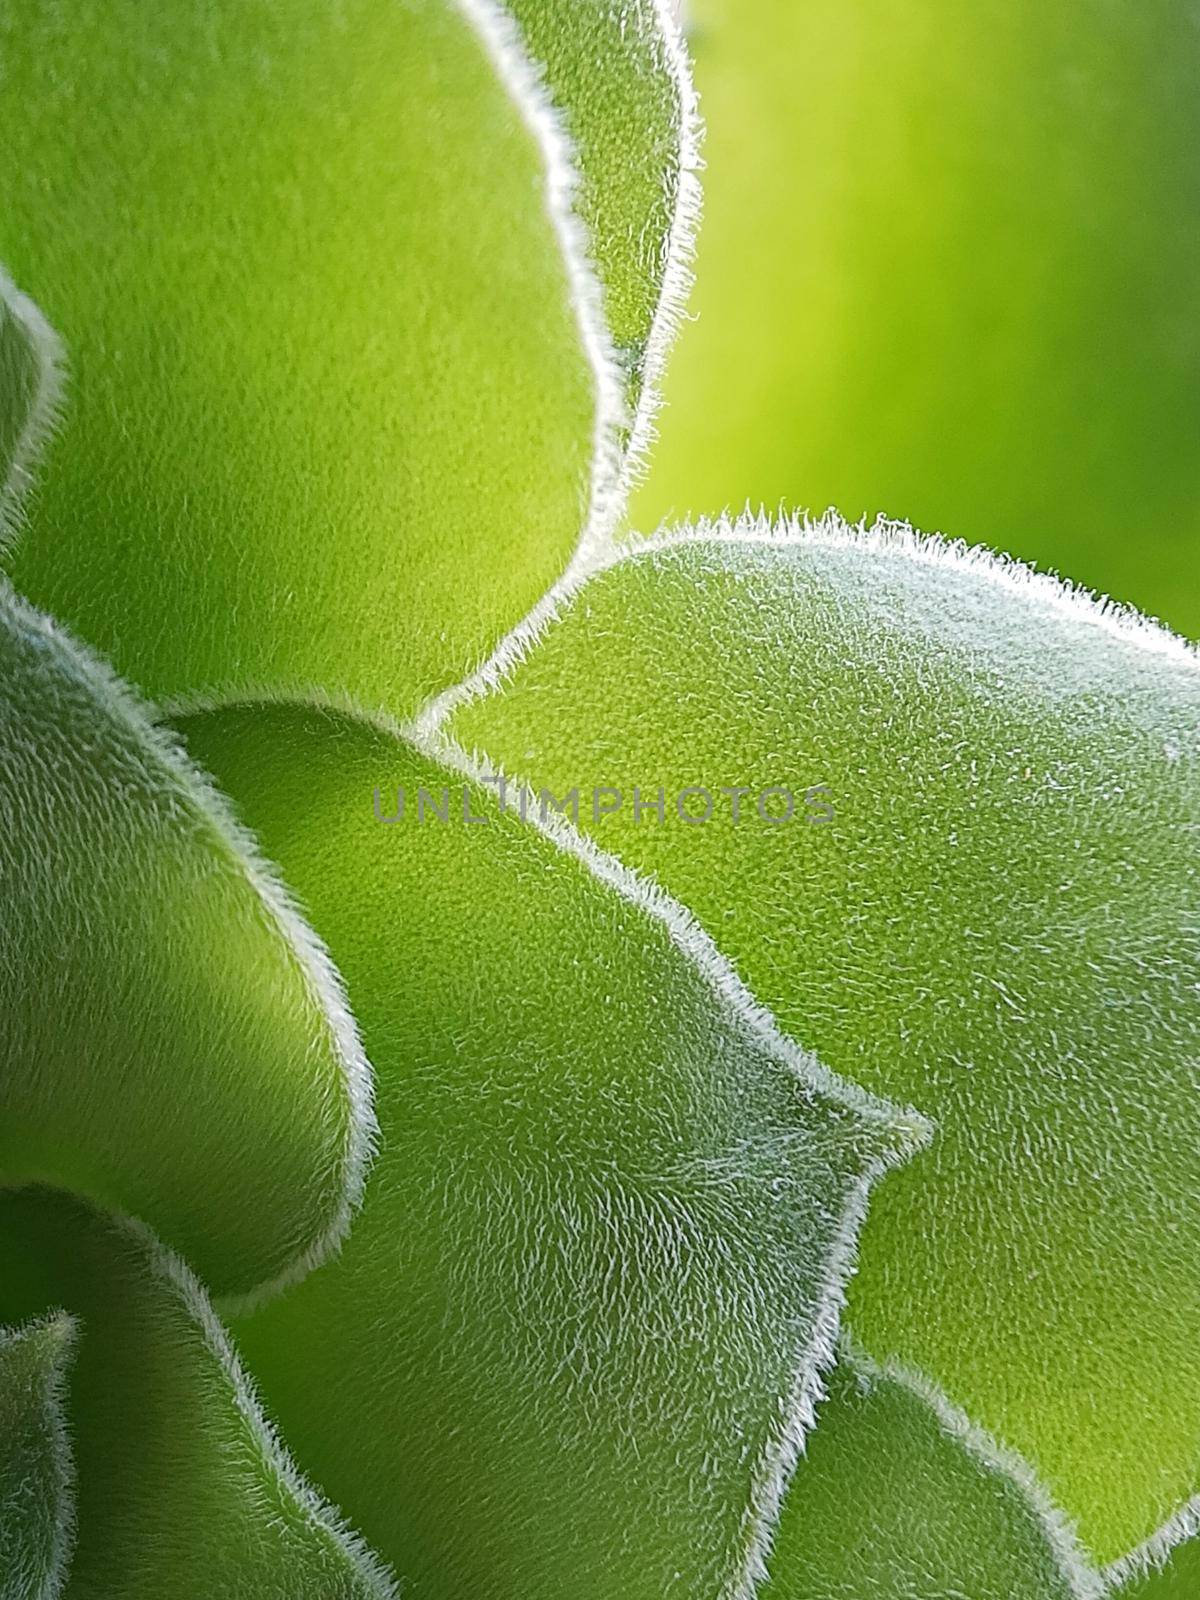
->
[[1116, 1537, 1200, 1600], [0, 1315, 75, 1600], [0, 583, 373, 1303], [0, 1189, 396, 1599], [0, 0, 604, 716], [0, 277, 58, 544], [451, 514, 1200, 1561], [636, 0, 1200, 635], [760, 1347, 1096, 1600], [502, 0, 699, 435], [178, 703, 923, 1600]]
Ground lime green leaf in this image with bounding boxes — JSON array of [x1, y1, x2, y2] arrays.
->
[[634, 0, 1200, 636], [0, 0, 609, 717], [177, 703, 924, 1600], [450, 514, 1200, 1561], [761, 1348, 1097, 1600], [0, 1314, 75, 1600], [0, 273, 61, 547], [0, 1189, 396, 1600], [499, 0, 700, 453], [0, 583, 374, 1305]]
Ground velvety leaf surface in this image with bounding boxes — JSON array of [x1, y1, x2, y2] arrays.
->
[[0, 1315, 75, 1600], [0, 277, 57, 543], [0, 0, 596, 716], [0, 1189, 395, 1600], [759, 1352, 1093, 1600], [634, 0, 1200, 636], [1119, 1545, 1200, 1599], [451, 518, 1200, 1561], [179, 703, 922, 1600], [0, 584, 373, 1304], [503, 0, 696, 418]]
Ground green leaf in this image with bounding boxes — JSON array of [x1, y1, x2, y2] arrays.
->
[[0, 582, 374, 1305], [449, 514, 1200, 1562], [634, 0, 1200, 637], [0, 1188, 396, 1600], [1114, 1534, 1200, 1599], [0, 0, 606, 717], [0, 273, 60, 547], [0, 1314, 75, 1600], [177, 702, 924, 1600], [500, 0, 700, 441], [760, 1348, 1096, 1600]]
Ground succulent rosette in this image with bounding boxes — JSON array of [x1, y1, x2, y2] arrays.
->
[[0, 4, 1197, 1598]]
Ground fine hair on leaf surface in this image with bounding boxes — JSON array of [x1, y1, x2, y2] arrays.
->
[[451, 509, 1200, 1562], [0, 270, 64, 553], [177, 700, 924, 1600], [0, 0, 620, 719], [0, 1312, 77, 1600], [0, 1188, 398, 1599], [0, 1, 1194, 1595], [0, 579, 377, 1307]]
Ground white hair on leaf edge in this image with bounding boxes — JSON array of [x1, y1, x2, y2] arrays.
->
[[831, 1334, 1106, 1600], [1103, 1494, 1200, 1593], [0, 268, 66, 554], [413, 0, 699, 739], [617, 0, 704, 501], [123, 1212, 400, 1597], [158, 680, 931, 1600], [412, 729, 931, 1600], [453, 0, 628, 571], [0, 1311, 79, 1600], [417, 505, 1200, 741], [2, 583, 380, 1316]]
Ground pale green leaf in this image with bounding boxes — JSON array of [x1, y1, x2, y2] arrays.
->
[[501, 0, 700, 437], [634, 0, 1200, 636], [0, 0, 605, 716], [760, 1348, 1096, 1600], [450, 514, 1200, 1561], [0, 583, 374, 1304], [0, 1315, 75, 1600], [177, 703, 923, 1600], [0, 1189, 396, 1600], [0, 274, 60, 547]]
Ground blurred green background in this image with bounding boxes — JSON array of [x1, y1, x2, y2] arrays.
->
[[637, 0, 1200, 639]]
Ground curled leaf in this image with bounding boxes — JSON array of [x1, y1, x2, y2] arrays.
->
[[0, 584, 374, 1304], [0, 1314, 75, 1600], [451, 513, 1200, 1561], [760, 1346, 1098, 1600], [0, 273, 61, 546], [179, 703, 924, 1600], [0, 1189, 396, 1599], [0, 0, 608, 716], [499, 0, 700, 456]]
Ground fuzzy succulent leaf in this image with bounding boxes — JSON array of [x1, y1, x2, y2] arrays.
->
[[0, 583, 373, 1304], [451, 516, 1200, 1561], [0, 276, 59, 544], [636, 0, 1200, 636], [0, 1189, 396, 1600], [1116, 1539, 1200, 1600], [500, 0, 698, 424], [759, 1350, 1096, 1600], [0, 0, 604, 717], [0, 1315, 75, 1600], [177, 702, 924, 1600]]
